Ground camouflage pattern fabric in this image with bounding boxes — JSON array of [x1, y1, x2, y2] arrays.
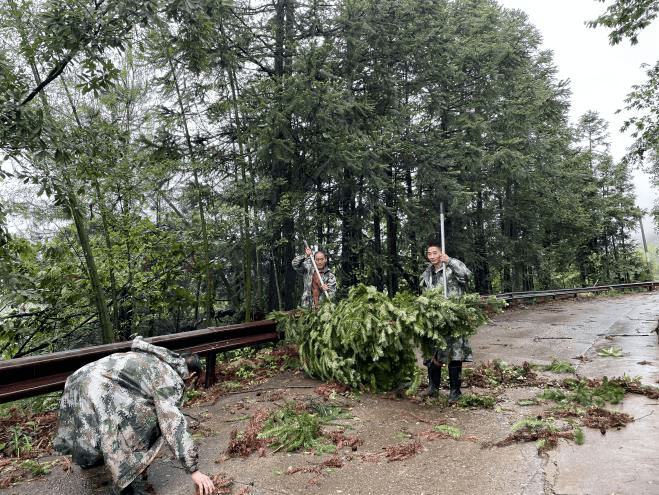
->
[[291, 255, 337, 309], [53, 336, 198, 490], [420, 257, 474, 363], [420, 257, 471, 297]]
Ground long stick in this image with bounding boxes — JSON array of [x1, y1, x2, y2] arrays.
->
[[303, 240, 331, 301], [440, 203, 448, 296], [271, 250, 283, 311]]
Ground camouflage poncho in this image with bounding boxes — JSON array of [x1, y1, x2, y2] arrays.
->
[[420, 258, 474, 363], [53, 337, 198, 490], [291, 254, 337, 309], [420, 257, 471, 297]]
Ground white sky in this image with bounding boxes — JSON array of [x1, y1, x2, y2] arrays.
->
[[497, 0, 659, 241]]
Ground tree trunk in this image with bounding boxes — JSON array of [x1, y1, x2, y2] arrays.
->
[[61, 78, 121, 336], [168, 56, 214, 324], [227, 65, 253, 321], [269, 0, 297, 310], [340, 167, 358, 288], [473, 192, 490, 293], [67, 188, 115, 343], [93, 180, 120, 335], [385, 167, 399, 296], [22, 32, 114, 343], [373, 203, 384, 291]]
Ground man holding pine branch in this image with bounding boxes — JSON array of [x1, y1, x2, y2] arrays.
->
[[418, 242, 472, 401]]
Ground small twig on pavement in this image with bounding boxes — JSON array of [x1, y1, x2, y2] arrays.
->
[[636, 410, 655, 420]]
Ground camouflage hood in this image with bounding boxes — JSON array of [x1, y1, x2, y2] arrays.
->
[[131, 336, 190, 379]]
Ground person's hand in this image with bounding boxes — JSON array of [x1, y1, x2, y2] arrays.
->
[[439, 253, 449, 264], [304, 247, 312, 257], [320, 284, 329, 291], [191, 470, 214, 495]]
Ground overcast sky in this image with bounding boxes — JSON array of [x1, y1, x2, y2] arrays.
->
[[497, 0, 659, 239]]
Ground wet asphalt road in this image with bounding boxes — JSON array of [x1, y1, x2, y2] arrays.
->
[[473, 291, 659, 495]]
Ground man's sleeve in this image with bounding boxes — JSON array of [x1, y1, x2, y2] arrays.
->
[[153, 384, 199, 473], [292, 254, 310, 274], [448, 258, 472, 284], [325, 271, 337, 297], [419, 267, 430, 292]]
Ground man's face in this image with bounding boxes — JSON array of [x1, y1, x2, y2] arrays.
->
[[426, 246, 443, 265], [314, 252, 327, 270]]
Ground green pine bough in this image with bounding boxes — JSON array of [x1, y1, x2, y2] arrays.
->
[[269, 285, 503, 392]]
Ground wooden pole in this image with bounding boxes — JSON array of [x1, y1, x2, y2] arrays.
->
[[440, 203, 448, 295]]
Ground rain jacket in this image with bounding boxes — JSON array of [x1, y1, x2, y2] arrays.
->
[[53, 336, 198, 490], [292, 254, 336, 308], [420, 257, 471, 297], [420, 257, 474, 363]]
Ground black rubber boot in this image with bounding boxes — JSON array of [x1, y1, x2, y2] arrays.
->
[[448, 361, 462, 403], [419, 361, 442, 398], [109, 486, 133, 495]]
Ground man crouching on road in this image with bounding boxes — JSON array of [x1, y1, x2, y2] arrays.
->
[[53, 336, 215, 495]]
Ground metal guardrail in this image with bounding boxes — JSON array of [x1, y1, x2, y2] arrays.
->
[[491, 281, 659, 303], [0, 319, 279, 404]]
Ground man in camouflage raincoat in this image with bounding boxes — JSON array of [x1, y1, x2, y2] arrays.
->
[[53, 336, 214, 495], [292, 247, 336, 308], [419, 242, 473, 402]]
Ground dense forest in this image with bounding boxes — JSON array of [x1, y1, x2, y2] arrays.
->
[[1, 0, 658, 357]]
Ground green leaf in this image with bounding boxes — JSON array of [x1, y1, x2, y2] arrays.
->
[[433, 424, 463, 439], [598, 347, 622, 357]]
